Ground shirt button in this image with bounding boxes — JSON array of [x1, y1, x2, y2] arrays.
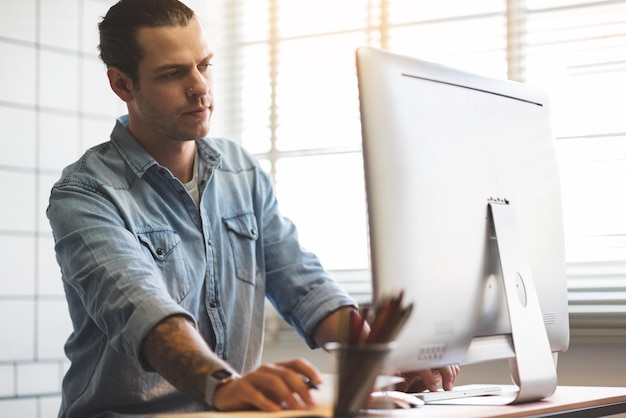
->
[[207, 239, 212, 246], [209, 300, 218, 308], [156, 248, 165, 258]]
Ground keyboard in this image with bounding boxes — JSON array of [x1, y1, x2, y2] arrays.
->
[[414, 384, 502, 403]]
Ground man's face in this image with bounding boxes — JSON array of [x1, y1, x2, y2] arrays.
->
[[127, 17, 214, 145]]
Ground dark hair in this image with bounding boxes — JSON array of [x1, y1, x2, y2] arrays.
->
[[98, 0, 195, 84]]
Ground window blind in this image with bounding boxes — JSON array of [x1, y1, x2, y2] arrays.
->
[[522, 1, 626, 331], [213, 0, 626, 327]]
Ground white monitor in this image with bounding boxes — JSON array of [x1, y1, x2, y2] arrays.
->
[[356, 47, 570, 403]]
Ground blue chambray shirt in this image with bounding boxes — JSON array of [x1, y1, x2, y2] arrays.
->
[[47, 116, 356, 417]]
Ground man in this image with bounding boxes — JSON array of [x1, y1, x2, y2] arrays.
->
[[47, 0, 458, 416]]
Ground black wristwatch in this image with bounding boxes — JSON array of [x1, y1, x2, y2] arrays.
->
[[205, 368, 237, 406]]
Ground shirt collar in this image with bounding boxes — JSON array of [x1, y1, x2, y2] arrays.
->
[[110, 115, 222, 178]]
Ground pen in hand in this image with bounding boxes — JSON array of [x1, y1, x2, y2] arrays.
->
[[302, 376, 319, 390]]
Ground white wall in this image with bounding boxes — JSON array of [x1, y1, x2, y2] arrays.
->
[[0, 0, 124, 416], [0, 1, 225, 416]]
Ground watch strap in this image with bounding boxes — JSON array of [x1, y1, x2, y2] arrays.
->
[[205, 368, 238, 406]]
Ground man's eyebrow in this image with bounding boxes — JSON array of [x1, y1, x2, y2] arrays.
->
[[153, 54, 214, 74], [153, 63, 184, 74]]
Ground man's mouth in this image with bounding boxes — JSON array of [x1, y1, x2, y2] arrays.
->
[[183, 106, 210, 117]]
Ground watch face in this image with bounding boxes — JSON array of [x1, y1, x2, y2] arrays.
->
[[212, 369, 233, 380]]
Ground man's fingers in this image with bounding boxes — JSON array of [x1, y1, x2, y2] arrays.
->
[[260, 361, 318, 407], [276, 358, 323, 386], [397, 365, 461, 393], [439, 365, 460, 391], [213, 360, 321, 412], [421, 369, 441, 392], [213, 377, 282, 412], [215, 372, 301, 412]]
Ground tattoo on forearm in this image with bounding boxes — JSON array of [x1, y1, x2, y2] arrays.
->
[[142, 315, 213, 403]]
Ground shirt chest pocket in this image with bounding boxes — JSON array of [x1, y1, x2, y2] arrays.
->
[[137, 230, 191, 303], [223, 213, 259, 285]]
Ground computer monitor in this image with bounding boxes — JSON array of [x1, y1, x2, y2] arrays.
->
[[356, 47, 570, 403]]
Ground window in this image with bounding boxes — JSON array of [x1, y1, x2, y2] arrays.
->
[[522, 1, 626, 332], [211, 0, 626, 329]]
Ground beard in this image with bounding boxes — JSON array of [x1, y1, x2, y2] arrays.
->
[[133, 91, 211, 142]]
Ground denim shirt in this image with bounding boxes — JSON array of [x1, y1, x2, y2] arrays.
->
[[47, 116, 356, 417]]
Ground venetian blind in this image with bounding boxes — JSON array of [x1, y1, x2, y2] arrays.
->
[[212, 0, 626, 327]]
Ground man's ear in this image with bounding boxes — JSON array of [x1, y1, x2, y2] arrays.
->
[[107, 67, 136, 102]]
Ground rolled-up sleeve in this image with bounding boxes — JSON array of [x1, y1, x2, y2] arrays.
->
[[258, 171, 357, 348]]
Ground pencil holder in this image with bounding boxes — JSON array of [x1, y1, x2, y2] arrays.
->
[[325, 341, 396, 417]]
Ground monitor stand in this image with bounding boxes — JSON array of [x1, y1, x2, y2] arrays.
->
[[488, 199, 558, 404]]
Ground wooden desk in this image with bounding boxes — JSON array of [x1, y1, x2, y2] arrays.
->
[[395, 386, 626, 418], [158, 386, 626, 418]]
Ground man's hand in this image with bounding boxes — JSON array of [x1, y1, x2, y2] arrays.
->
[[313, 306, 367, 347], [212, 358, 322, 412], [395, 365, 461, 393], [311, 307, 461, 395], [141, 316, 323, 411]]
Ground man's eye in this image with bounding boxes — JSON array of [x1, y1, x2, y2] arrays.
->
[[159, 69, 181, 79]]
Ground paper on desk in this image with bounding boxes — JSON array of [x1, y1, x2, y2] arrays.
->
[[157, 373, 404, 418], [157, 376, 334, 418], [157, 402, 415, 418], [156, 404, 333, 418]]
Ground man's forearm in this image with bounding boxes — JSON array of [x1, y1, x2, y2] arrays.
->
[[141, 314, 229, 404]]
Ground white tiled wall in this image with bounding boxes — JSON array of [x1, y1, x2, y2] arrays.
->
[[0, 0, 122, 416], [1, 1, 225, 416]]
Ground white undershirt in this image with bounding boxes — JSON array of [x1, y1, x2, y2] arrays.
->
[[183, 150, 200, 207]]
